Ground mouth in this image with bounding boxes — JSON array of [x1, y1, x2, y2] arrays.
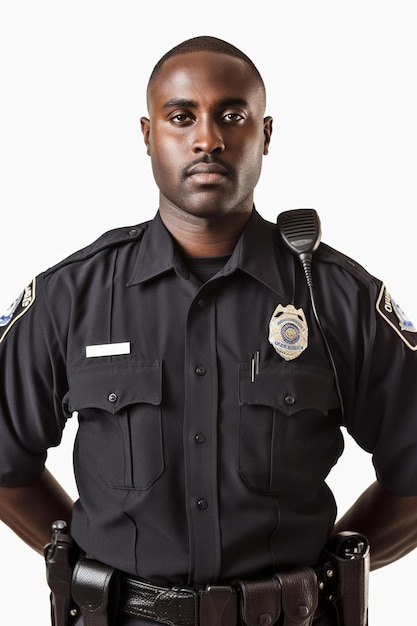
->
[[186, 161, 231, 185]]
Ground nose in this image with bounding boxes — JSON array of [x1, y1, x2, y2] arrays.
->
[[192, 118, 225, 154]]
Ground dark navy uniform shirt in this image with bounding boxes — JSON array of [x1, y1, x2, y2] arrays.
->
[[1, 209, 417, 588]]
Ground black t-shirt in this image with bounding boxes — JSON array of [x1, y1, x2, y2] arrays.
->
[[184, 254, 232, 284]]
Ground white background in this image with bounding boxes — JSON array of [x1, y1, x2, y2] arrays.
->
[[0, 0, 416, 624]]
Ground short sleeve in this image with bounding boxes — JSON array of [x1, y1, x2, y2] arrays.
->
[[346, 283, 417, 496], [0, 274, 70, 486]]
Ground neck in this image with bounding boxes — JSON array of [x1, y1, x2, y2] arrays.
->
[[159, 203, 253, 257]]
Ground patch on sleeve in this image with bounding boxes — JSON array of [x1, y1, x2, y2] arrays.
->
[[0, 279, 36, 344], [376, 284, 417, 350]]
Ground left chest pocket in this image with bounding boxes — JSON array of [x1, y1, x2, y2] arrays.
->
[[238, 362, 343, 495], [68, 360, 163, 490]]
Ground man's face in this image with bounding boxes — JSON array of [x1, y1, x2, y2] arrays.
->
[[141, 51, 272, 220]]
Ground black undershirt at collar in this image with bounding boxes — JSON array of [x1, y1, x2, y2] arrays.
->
[[184, 254, 232, 283]]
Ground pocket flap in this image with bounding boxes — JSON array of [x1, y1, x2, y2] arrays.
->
[[239, 362, 339, 415], [68, 360, 162, 414]]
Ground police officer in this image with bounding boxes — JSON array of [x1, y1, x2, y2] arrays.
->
[[1, 36, 417, 626]]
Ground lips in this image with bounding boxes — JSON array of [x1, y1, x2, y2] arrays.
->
[[187, 162, 230, 176], [185, 160, 231, 187]]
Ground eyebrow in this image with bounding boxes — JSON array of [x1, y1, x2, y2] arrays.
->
[[162, 97, 249, 109]]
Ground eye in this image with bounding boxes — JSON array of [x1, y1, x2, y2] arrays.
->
[[222, 112, 244, 123], [170, 113, 193, 125]]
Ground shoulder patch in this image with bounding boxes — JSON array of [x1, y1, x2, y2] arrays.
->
[[0, 279, 36, 344], [376, 284, 417, 350]]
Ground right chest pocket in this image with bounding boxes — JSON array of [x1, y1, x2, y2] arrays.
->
[[68, 360, 164, 490], [238, 361, 342, 496]]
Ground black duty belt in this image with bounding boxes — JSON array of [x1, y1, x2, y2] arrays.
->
[[71, 532, 370, 626], [73, 561, 321, 626], [120, 578, 238, 626]]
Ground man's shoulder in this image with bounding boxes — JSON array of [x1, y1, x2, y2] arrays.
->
[[315, 242, 375, 287], [258, 210, 375, 287], [44, 220, 151, 278]]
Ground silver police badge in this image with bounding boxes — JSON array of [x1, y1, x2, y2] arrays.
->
[[268, 304, 308, 361]]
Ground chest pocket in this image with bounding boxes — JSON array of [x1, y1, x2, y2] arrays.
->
[[238, 362, 343, 495], [68, 360, 163, 490]]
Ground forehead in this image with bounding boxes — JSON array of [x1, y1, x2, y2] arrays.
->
[[147, 51, 264, 111]]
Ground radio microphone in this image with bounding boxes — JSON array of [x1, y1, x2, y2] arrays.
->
[[277, 208, 345, 418], [277, 208, 321, 288]]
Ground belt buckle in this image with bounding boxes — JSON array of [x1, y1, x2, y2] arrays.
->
[[199, 585, 237, 626]]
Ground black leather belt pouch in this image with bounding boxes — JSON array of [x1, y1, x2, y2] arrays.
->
[[240, 576, 282, 626], [240, 567, 318, 626], [71, 557, 119, 626], [325, 532, 370, 626], [276, 567, 318, 626]]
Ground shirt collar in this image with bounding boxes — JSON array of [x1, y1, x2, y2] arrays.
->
[[127, 208, 287, 297], [127, 212, 186, 286], [223, 208, 286, 296]]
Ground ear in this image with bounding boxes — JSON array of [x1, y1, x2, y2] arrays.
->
[[263, 116, 273, 155], [140, 117, 151, 155]]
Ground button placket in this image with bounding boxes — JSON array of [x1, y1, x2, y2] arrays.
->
[[184, 291, 221, 581]]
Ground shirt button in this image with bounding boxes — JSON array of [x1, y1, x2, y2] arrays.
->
[[195, 366, 206, 376], [195, 433, 206, 444], [197, 499, 208, 510], [108, 393, 118, 403], [284, 395, 295, 405], [198, 299, 205, 307]]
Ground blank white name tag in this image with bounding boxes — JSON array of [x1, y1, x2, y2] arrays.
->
[[86, 342, 131, 358]]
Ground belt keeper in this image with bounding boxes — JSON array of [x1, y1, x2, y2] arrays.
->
[[199, 585, 237, 626], [71, 557, 119, 626]]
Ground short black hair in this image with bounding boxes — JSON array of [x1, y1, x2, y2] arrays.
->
[[148, 35, 266, 100]]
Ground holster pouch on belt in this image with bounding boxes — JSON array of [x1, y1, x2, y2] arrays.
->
[[71, 557, 119, 626], [276, 568, 318, 626], [240, 576, 282, 626], [44, 520, 79, 626], [324, 531, 370, 626]]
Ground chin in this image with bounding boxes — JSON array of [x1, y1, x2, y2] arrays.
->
[[180, 194, 248, 219], [182, 206, 236, 221]]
